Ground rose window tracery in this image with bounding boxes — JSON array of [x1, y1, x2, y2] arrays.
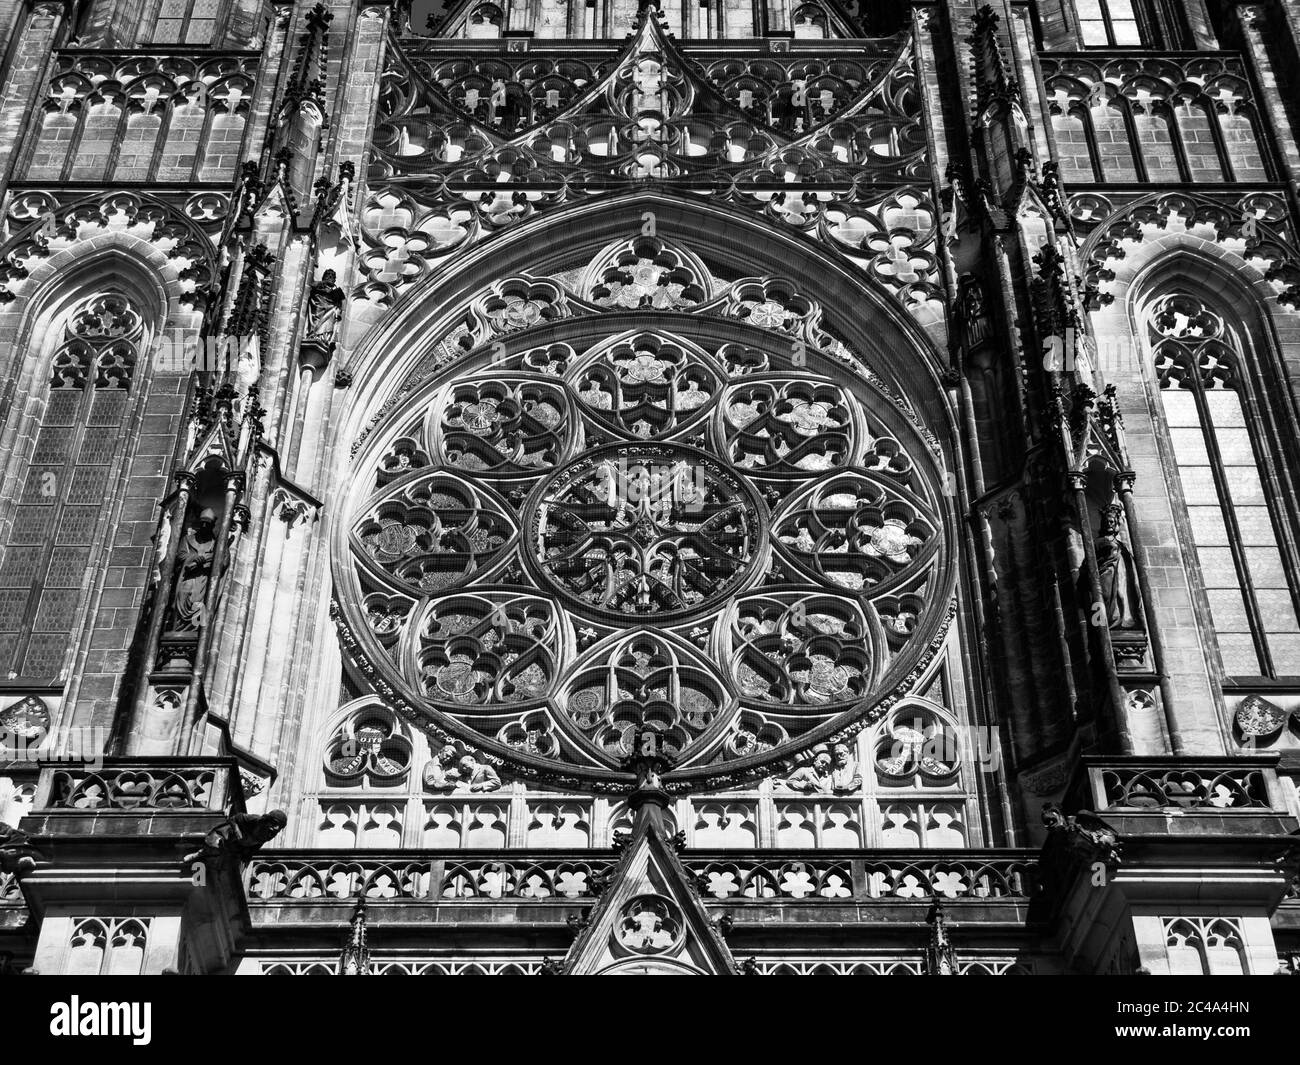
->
[[340, 320, 951, 788]]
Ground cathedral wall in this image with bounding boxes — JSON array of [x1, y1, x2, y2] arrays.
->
[[2, 0, 1300, 978]]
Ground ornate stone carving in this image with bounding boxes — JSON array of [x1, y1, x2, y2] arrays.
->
[[1093, 504, 1141, 631], [181, 810, 288, 866], [170, 507, 218, 631], [0, 822, 40, 879], [340, 316, 951, 788], [421, 744, 502, 792], [300, 269, 345, 367]]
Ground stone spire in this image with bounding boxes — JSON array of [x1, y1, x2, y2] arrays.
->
[[923, 901, 958, 975], [339, 897, 371, 976]]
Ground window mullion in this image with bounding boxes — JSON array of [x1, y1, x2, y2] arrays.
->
[[10, 382, 96, 677], [1221, 351, 1300, 679], [1191, 372, 1275, 678]]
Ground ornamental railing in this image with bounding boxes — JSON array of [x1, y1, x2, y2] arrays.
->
[[244, 849, 1037, 903], [1075, 756, 1289, 814], [29, 758, 243, 814]]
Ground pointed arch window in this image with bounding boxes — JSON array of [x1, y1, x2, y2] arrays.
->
[[0, 293, 143, 680], [1149, 293, 1300, 679]]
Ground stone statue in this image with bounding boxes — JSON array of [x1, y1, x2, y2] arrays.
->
[[830, 742, 862, 794], [924, 901, 958, 975], [422, 745, 502, 792], [172, 507, 218, 631], [1042, 802, 1121, 858], [777, 744, 833, 792], [457, 754, 502, 792], [1095, 504, 1141, 629], [304, 269, 344, 349], [421, 743, 461, 791], [181, 809, 288, 866]]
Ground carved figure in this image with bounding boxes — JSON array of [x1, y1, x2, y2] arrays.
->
[[422, 745, 502, 792], [1094, 504, 1140, 629], [777, 744, 833, 792], [1041, 802, 1120, 866], [172, 507, 218, 630], [181, 809, 287, 865], [0, 822, 40, 878], [458, 754, 502, 792], [830, 741, 862, 793], [304, 270, 344, 347], [421, 743, 461, 791]]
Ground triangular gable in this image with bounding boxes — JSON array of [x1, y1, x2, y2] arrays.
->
[[561, 816, 736, 975], [389, 6, 912, 168]]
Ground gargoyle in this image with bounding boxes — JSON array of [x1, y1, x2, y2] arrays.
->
[[0, 822, 41, 879], [181, 809, 287, 867]]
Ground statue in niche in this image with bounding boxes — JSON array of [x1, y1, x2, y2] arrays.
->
[[830, 742, 862, 794], [776, 744, 833, 792], [1094, 503, 1141, 629], [235, 335, 261, 391], [422, 744, 502, 792], [172, 507, 218, 631], [303, 270, 345, 352], [958, 275, 992, 350]]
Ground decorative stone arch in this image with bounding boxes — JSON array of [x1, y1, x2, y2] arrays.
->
[[1095, 235, 1300, 738], [792, 3, 830, 38], [338, 191, 957, 451], [323, 192, 973, 794], [865, 689, 979, 846], [466, 2, 504, 37], [1103, 231, 1296, 335], [311, 695, 418, 793], [1118, 240, 1300, 470]]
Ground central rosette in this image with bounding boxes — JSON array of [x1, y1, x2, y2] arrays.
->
[[525, 443, 765, 621]]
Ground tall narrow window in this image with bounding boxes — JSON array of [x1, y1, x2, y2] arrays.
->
[[1149, 293, 1300, 679], [151, 0, 221, 45], [0, 293, 141, 679], [1077, 0, 1144, 45]]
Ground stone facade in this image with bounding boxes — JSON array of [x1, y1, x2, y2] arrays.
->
[[0, 0, 1298, 976]]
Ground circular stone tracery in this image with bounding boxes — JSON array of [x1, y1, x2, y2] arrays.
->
[[526, 444, 763, 621], [340, 319, 952, 789]]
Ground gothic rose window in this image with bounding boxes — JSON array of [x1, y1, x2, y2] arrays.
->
[[338, 321, 951, 789]]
